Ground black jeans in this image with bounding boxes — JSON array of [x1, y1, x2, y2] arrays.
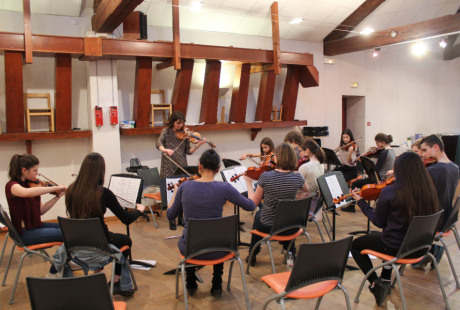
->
[[107, 232, 132, 276], [351, 233, 428, 284], [249, 209, 297, 257], [186, 263, 224, 288]]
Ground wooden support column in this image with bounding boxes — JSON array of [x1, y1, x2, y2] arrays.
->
[[281, 65, 300, 121], [229, 63, 251, 123], [26, 140, 32, 154], [299, 65, 319, 88], [255, 70, 276, 122], [172, 0, 181, 70], [92, 0, 144, 33], [5, 51, 25, 133], [55, 54, 72, 131], [133, 57, 153, 128], [23, 0, 33, 63], [199, 60, 221, 125], [171, 59, 194, 117], [270, 2, 281, 75]]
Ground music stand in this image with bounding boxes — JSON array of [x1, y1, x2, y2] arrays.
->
[[322, 148, 343, 172], [220, 166, 251, 248], [173, 166, 199, 176], [222, 158, 241, 168], [317, 171, 358, 271], [109, 174, 155, 268]]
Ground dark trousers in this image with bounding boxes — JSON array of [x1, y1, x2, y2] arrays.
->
[[334, 165, 358, 182], [186, 263, 224, 288], [107, 232, 132, 276], [351, 233, 428, 284], [350, 178, 375, 190], [249, 209, 297, 257]]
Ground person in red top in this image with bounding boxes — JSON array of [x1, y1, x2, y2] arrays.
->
[[5, 154, 67, 277]]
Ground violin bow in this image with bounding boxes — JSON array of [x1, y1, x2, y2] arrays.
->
[[163, 154, 192, 177], [38, 174, 58, 186], [114, 195, 136, 207]]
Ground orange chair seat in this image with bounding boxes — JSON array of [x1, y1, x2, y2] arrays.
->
[[348, 176, 363, 186], [180, 253, 235, 265], [143, 192, 162, 201], [119, 245, 129, 253], [1, 227, 7, 231], [17, 242, 63, 251], [262, 271, 338, 299], [113, 301, 127, 310], [437, 230, 452, 237], [250, 228, 304, 241], [361, 250, 424, 264]]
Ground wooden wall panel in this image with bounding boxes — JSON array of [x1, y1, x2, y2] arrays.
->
[[171, 59, 194, 117], [55, 54, 72, 131], [255, 70, 276, 122], [5, 51, 25, 133], [299, 65, 319, 88], [199, 60, 221, 125], [123, 11, 140, 40], [133, 57, 152, 128], [23, 0, 33, 63], [172, 0, 181, 70], [281, 65, 300, 121], [229, 63, 251, 123]]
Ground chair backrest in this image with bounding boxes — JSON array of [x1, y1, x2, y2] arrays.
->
[[0, 205, 26, 248], [222, 159, 241, 168], [441, 196, 460, 233], [137, 167, 161, 188], [185, 215, 238, 259], [311, 193, 324, 216], [285, 236, 353, 293], [26, 273, 115, 310], [151, 89, 166, 103], [360, 156, 380, 183], [58, 217, 113, 254], [24, 93, 51, 109], [269, 198, 312, 235], [396, 210, 444, 259]]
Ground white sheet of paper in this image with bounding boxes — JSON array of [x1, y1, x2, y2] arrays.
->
[[222, 166, 250, 193], [0, 204, 8, 228], [166, 178, 181, 205], [349, 251, 377, 260], [108, 176, 141, 209], [325, 175, 348, 208], [130, 260, 156, 270]]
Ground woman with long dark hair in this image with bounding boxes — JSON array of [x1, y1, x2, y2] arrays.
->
[[350, 152, 439, 306], [65, 152, 146, 296], [296, 138, 325, 200], [334, 129, 360, 182]]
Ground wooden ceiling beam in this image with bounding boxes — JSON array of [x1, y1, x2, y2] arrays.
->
[[23, 0, 33, 63], [270, 2, 281, 75], [92, 0, 143, 33], [324, 13, 460, 56], [156, 59, 174, 70], [172, 0, 181, 70], [324, 0, 386, 43]]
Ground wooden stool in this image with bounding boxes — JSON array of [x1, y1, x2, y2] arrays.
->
[[24, 93, 54, 132], [150, 89, 172, 126]]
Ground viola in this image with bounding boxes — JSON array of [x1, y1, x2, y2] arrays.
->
[[353, 146, 384, 164], [296, 156, 310, 171], [332, 175, 395, 204], [334, 137, 362, 152], [167, 175, 201, 191], [423, 157, 437, 167], [175, 128, 216, 148]]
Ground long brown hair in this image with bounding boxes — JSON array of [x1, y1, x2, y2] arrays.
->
[[375, 133, 393, 144], [8, 154, 39, 183], [298, 138, 326, 163], [168, 111, 185, 129], [66, 153, 106, 219], [260, 137, 275, 155], [274, 143, 297, 171], [394, 152, 439, 226]]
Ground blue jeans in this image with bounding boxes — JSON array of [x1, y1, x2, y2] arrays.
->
[[20, 223, 63, 246]]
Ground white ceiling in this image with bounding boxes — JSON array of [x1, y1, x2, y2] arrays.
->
[[0, 0, 458, 43]]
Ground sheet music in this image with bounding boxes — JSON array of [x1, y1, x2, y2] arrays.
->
[[222, 166, 249, 193], [108, 176, 142, 209], [0, 204, 8, 228], [325, 175, 348, 208], [166, 178, 181, 205]]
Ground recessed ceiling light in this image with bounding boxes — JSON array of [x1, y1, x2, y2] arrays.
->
[[191, 1, 203, 11], [439, 39, 447, 48], [360, 28, 375, 35], [412, 42, 426, 56], [289, 18, 304, 24], [373, 47, 380, 58]]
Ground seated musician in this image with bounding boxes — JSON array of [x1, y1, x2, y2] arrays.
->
[[334, 129, 360, 182], [167, 149, 255, 298], [244, 143, 308, 265], [283, 130, 303, 160], [65, 152, 146, 296], [5, 154, 67, 278], [240, 137, 274, 165], [350, 151, 439, 306], [342, 133, 395, 213], [296, 138, 325, 200]]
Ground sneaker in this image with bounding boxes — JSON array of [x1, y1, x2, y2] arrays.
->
[[430, 245, 445, 269], [69, 261, 83, 271], [369, 278, 391, 306], [341, 204, 356, 213], [411, 256, 429, 269], [245, 255, 257, 266], [45, 272, 61, 279], [109, 281, 135, 297]]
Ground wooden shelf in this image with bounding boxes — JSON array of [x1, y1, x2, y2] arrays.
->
[[0, 130, 92, 142], [120, 121, 307, 140]]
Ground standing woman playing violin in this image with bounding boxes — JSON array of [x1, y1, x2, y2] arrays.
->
[[156, 111, 206, 230], [5, 154, 67, 277], [334, 129, 360, 182], [342, 133, 395, 213], [240, 137, 275, 166]]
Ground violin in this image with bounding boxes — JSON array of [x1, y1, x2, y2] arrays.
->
[[332, 175, 395, 204], [334, 137, 362, 152], [353, 146, 384, 164], [27, 174, 61, 196], [423, 157, 437, 167], [175, 128, 216, 148], [296, 156, 310, 171], [230, 165, 270, 182], [167, 175, 201, 190]]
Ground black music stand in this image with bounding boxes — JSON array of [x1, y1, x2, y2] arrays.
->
[[317, 171, 358, 271], [220, 165, 251, 248], [322, 148, 343, 172], [109, 174, 155, 268], [173, 166, 199, 176]]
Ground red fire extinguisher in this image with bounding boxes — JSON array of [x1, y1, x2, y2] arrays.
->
[[110, 106, 118, 125], [95, 107, 103, 126]]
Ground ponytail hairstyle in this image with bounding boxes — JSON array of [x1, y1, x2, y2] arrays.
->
[[340, 129, 355, 147], [260, 137, 275, 155], [8, 154, 39, 183], [66, 152, 105, 219], [298, 138, 326, 163], [199, 149, 221, 172], [375, 133, 393, 145]]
